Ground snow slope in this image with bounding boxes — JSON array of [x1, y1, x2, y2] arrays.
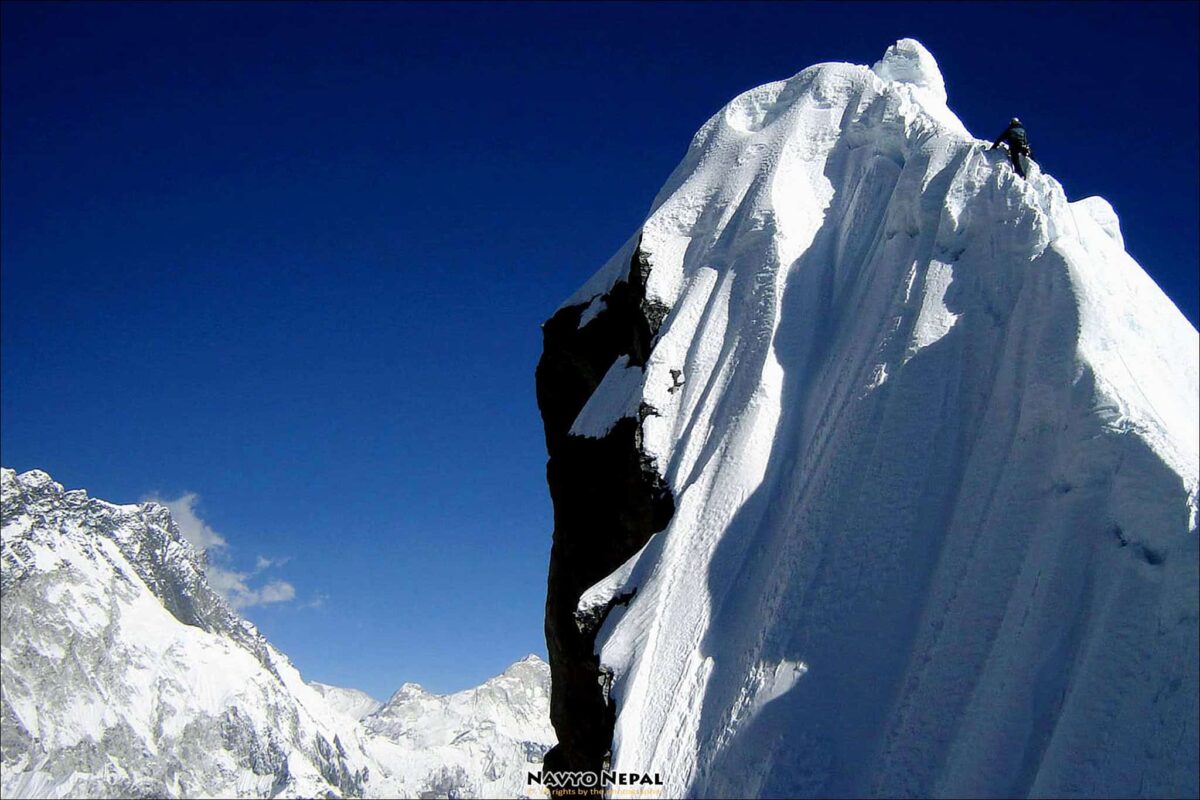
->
[[309, 683, 383, 722], [560, 39, 1198, 798], [1, 467, 374, 799], [1, 467, 555, 799], [363, 655, 554, 798]]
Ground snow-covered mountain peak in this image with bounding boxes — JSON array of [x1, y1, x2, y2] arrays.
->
[[363, 656, 554, 798], [371, 657, 551, 733], [571, 41, 979, 316], [2, 467, 59, 499], [1, 467, 261, 653], [308, 682, 383, 722], [871, 37, 947, 104], [3, 467, 557, 798], [385, 682, 429, 703], [504, 653, 548, 676], [539, 40, 1198, 798], [2, 467, 374, 798], [565, 40, 1197, 502]]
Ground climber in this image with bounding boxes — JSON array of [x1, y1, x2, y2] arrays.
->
[[991, 117, 1033, 178]]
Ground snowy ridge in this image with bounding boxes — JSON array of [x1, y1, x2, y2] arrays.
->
[[308, 683, 383, 722], [363, 655, 555, 798], [1, 467, 556, 799], [1, 467, 374, 799], [563, 40, 1198, 798]]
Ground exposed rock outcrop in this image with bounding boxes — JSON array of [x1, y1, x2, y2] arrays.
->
[[536, 242, 675, 778]]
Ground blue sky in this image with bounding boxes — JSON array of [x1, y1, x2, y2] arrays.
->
[[2, 2, 1196, 699]]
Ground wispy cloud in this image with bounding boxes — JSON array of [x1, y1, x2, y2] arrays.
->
[[158, 492, 227, 552], [254, 555, 291, 572], [146, 491, 303, 610], [300, 591, 329, 610], [205, 566, 297, 610]]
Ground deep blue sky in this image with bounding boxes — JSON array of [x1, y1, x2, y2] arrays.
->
[[2, 2, 1196, 699]]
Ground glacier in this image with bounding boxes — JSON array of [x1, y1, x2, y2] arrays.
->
[[538, 39, 1198, 798], [1, 467, 555, 799]]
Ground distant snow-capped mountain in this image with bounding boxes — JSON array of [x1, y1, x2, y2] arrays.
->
[[308, 683, 384, 722], [1, 467, 554, 799], [363, 655, 554, 797]]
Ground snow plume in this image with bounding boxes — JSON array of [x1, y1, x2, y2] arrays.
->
[[147, 491, 297, 609]]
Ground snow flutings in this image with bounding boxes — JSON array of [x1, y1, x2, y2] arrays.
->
[[565, 38, 1198, 799]]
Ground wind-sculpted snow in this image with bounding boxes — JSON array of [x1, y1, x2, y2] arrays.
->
[[1, 467, 556, 799], [554, 39, 1198, 798]]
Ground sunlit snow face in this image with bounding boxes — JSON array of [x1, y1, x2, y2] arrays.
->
[[556, 37, 1198, 800]]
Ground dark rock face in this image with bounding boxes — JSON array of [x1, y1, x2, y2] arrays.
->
[[536, 240, 675, 779]]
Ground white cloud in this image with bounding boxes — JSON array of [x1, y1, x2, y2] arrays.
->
[[254, 555, 290, 571], [257, 580, 297, 604], [157, 492, 227, 552], [301, 592, 329, 610], [204, 566, 297, 610], [146, 491, 303, 611]]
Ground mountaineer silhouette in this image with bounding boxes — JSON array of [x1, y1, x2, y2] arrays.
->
[[991, 117, 1033, 178]]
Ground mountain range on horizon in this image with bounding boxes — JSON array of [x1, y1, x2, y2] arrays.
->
[[0, 466, 555, 799]]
